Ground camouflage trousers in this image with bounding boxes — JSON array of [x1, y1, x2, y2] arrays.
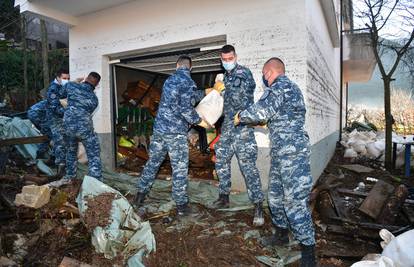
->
[[64, 120, 102, 180], [27, 112, 52, 155], [268, 145, 315, 246], [50, 118, 66, 165], [215, 130, 264, 203], [137, 133, 189, 206]]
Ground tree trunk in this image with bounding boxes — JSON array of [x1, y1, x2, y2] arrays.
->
[[21, 15, 28, 110], [384, 78, 393, 170], [40, 19, 49, 89]]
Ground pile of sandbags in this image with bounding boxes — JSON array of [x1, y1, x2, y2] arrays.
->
[[341, 130, 414, 168], [341, 130, 380, 158]]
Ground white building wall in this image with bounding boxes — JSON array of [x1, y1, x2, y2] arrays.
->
[[306, 0, 341, 179], [68, 0, 307, 140], [66, 0, 339, 187]]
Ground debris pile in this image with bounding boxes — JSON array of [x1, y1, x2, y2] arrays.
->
[[313, 148, 414, 265], [341, 129, 414, 169]]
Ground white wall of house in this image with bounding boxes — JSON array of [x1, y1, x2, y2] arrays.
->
[[63, 0, 339, 188], [305, 0, 341, 180]]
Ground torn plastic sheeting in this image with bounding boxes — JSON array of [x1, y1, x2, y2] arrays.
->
[[0, 116, 54, 176], [77, 165, 258, 211], [76, 176, 155, 266]]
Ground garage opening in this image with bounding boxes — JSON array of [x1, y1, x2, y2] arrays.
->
[[111, 42, 225, 180]]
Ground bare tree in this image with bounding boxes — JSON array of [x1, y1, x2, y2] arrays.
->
[[354, 0, 414, 170], [21, 14, 28, 110], [40, 19, 49, 89]]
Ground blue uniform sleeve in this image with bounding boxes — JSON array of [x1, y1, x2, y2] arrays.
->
[[240, 69, 256, 107], [239, 89, 283, 124], [179, 82, 202, 125], [193, 89, 205, 103], [46, 83, 64, 117]]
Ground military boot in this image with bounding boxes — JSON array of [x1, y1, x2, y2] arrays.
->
[[212, 194, 230, 209], [253, 202, 264, 226], [261, 226, 289, 247], [133, 192, 146, 208], [45, 155, 56, 167], [36, 150, 48, 160], [176, 202, 191, 217], [300, 244, 316, 267], [56, 164, 66, 178]]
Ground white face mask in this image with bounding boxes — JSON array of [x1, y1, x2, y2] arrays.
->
[[222, 60, 236, 71], [61, 79, 69, 86]]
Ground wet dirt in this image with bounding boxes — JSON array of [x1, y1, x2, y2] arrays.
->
[[83, 193, 118, 231]]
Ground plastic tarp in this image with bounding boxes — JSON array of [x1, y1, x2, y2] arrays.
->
[[77, 176, 156, 266], [76, 165, 257, 212], [0, 116, 54, 176]]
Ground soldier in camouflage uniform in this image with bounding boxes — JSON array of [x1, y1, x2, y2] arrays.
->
[[213, 45, 264, 227], [235, 58, 315, 267], [46, 69, 70, 176], [133, 56, 209, 216], [63, 72, 102, 181], [27, 100, 53, 160]]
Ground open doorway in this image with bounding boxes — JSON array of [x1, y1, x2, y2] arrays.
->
[[112, 47, 224, 180]]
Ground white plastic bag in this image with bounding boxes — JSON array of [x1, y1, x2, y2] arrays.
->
[[381, 229, 414, 267], [195, 90, 224, 126], [344, 148, 358, 158], [366, 142, 381, 158]]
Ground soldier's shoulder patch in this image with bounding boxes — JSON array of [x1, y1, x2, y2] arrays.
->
[[236, 69, 244, 74], [50, 93, 57, 99]]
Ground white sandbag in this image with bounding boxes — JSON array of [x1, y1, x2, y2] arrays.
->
[[395, 152, 404, 168], [352, 140, 367, 154], [195, 90, 224, 126], [366, 142, 382, 158], [344, 148, 358, 158], [374, 140, 385, 152], [382, 229, 414, 267], [340, 140, 350, 148]]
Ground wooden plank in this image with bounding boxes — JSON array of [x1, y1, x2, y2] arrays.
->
[[0, 136, 48, 146], [377, 185, 409, 225], [326, 224, 380, 240], [329, 216, 401, 232], [329, 189, 348, 219], [340, 164, 374, 173], [359, 180, 395, 219], [337, 188, 414, 205]]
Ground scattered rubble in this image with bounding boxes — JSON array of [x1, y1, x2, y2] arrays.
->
[[14, 184, 51, 209]]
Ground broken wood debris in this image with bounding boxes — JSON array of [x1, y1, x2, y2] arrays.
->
[[359, 180, 395, 219], [0, 135, 48, 147]]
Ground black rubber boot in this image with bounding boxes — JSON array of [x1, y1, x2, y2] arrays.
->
[[45, 155, 56, 167], [133, 192, 146, 208], [212, 194, 230, 209], [36, 150, 48, 160], [57, 164, 66, 178], [300, 244, 316, 267], [253, 202, 264, 226], [176, 202, 191, 217], [261, 226, 289, 246]]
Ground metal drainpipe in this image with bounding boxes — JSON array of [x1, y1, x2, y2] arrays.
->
[[339, 0, 344, 143]]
